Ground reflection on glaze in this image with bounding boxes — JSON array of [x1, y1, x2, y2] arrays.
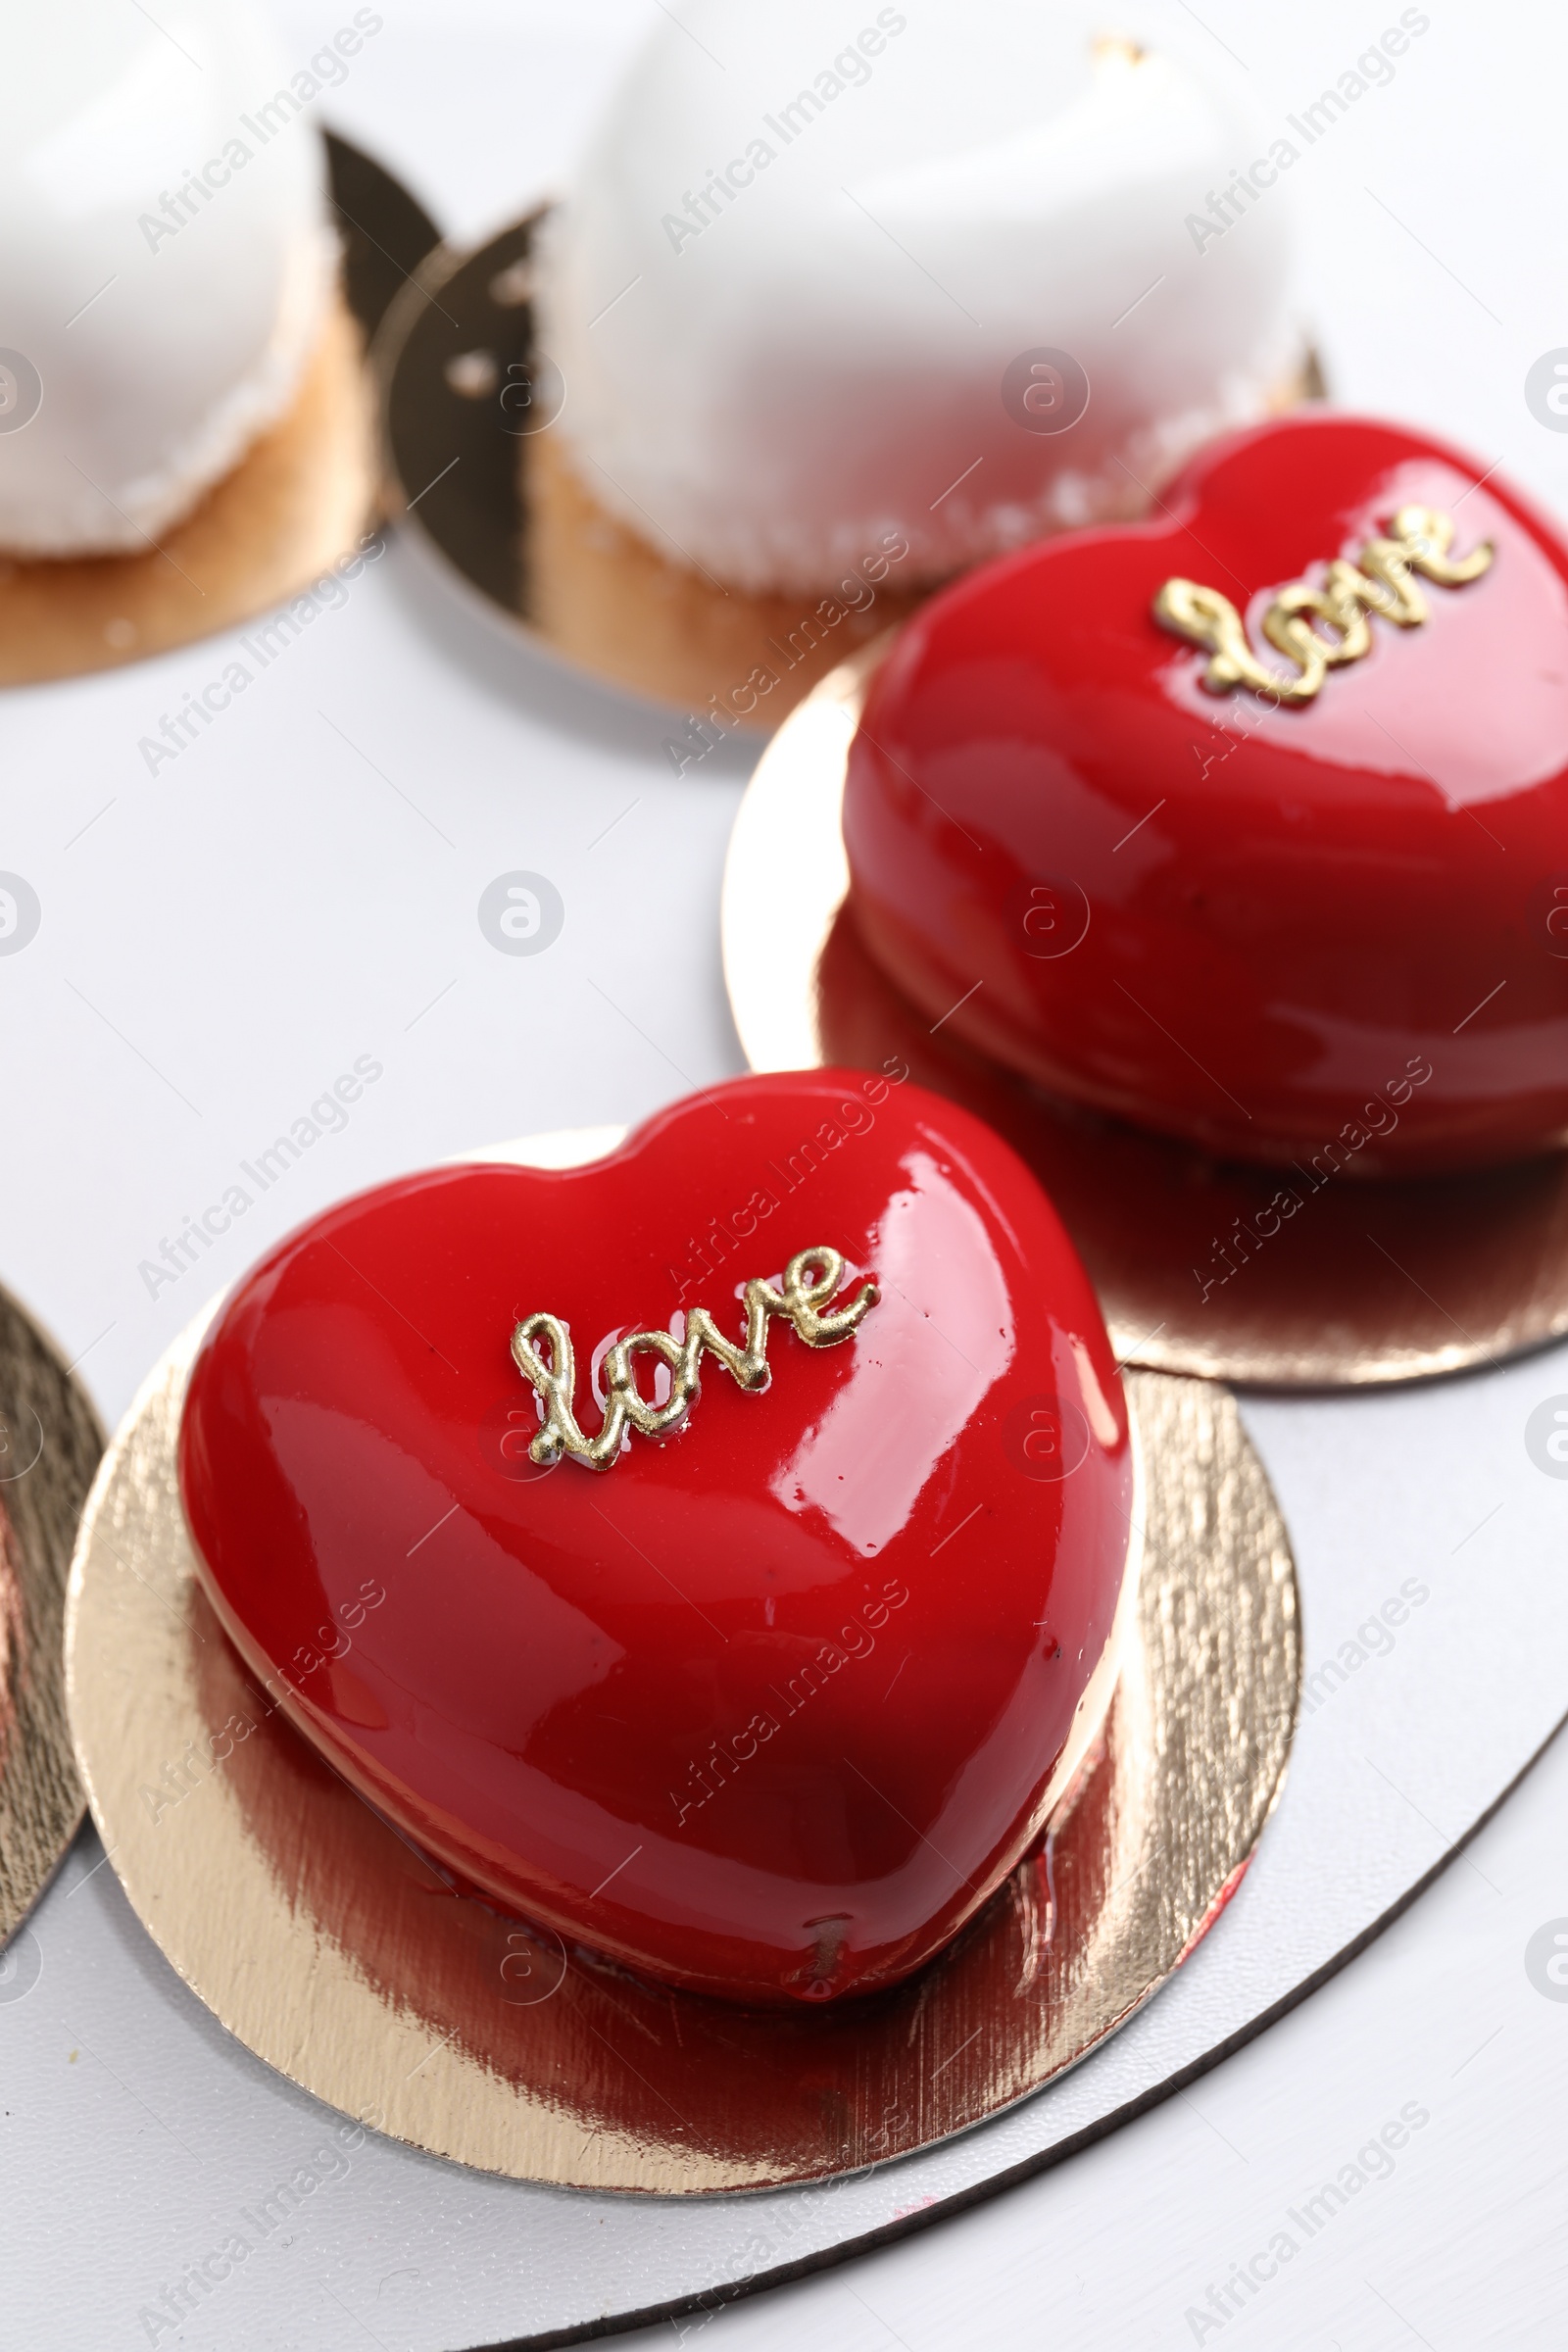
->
[[178, 1072, 1132, 2004], [772, 1159, 1012, 1555]]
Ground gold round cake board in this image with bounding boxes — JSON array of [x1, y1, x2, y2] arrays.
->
[[65, 1139, 1298, 2195], [0, 1282, 105, 1946], [374, 209, 1322, 731], [723, 645, 1568, 1390]]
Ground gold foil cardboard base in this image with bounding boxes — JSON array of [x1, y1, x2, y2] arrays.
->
[[721, 648, 1568, 1388], [0, 1284, 104, 1943], [65, 1210, 1298, 2192]]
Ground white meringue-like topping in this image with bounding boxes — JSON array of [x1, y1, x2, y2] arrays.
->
[[539, 2, 1299, 594], [0, 0, 334, 558]]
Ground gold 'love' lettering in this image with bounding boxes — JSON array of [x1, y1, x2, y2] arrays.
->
[[1153, 504, 1494, 708], [510, 1246, 878, 1472]]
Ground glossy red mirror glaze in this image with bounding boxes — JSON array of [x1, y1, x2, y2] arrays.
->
[[844, 414, 1568, 1172], [178, 1073, 1133, 2005]]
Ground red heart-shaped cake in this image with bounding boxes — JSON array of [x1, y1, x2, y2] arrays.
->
[[178, 1072, 1135, 2005], [843, 413, 1568, 1172]]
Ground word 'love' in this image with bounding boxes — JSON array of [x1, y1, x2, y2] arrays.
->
[[1153, 504, 1494, 707], [511, 1246, 878, 1472]]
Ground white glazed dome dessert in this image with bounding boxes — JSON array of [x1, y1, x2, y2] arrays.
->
[[0, 0, 333, 558], [537, 1, 1300, 596]]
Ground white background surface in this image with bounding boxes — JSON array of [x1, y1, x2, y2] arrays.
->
[[5, 2, 1568, 2346]]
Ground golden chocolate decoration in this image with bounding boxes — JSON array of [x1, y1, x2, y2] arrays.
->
[[1154, 504, 1494, 707], [511, 1246, 878, 1471]]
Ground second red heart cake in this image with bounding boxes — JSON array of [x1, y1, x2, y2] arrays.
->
[[843, 413, 1568, 1172], [178, 1072, 1135, 2005]]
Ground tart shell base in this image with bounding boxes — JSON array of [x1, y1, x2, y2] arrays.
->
[[526, 422, 928, 731], [65, 1152, 1298, 2194]]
